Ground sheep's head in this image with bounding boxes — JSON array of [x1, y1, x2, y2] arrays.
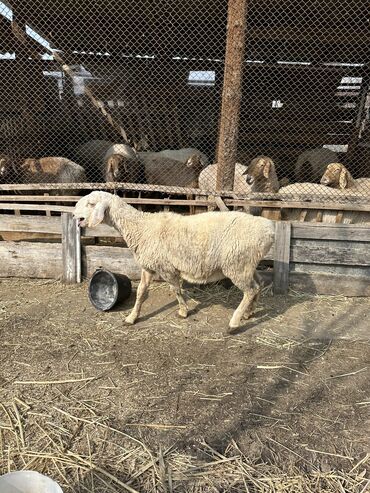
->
[[185, 154, 207, 173], [243, 156, 273, 184], [243, 156, 278, 190], [130, 135, 150, 152], [74, 191, 113, 228], [0, 155, 14, 180], [106, 154, 140, 182], [320, 163, 351, 189]]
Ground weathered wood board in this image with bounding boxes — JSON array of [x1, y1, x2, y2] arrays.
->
[[62, 214, 81, 283], [291, 238, 370, 266], [83, 245, 143, 279], [0, 242, 62, 278]]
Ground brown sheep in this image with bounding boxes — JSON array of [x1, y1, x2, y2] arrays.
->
[[243, 156, 279, 193], [0, 156, 86, 195], [320, 162, 370, 194]]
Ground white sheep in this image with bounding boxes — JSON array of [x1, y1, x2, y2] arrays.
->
[[198, 162, 252, 194], [74, 191, 275, 332], [295, 148, 338, 182]]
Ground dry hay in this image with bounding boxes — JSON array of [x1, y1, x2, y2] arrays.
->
[[0, 397, 369, 493]]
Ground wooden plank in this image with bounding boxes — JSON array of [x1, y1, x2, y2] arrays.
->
[[261, 208, 281, 220], [83, 223, 121, 238], [214, 196, 229, 211], [1, 182, 369, 208], [226, 200, 370, 212], [291, 222, 370, 241], [289, 272, 370, 297], [0, 195, 211, 206], [273, 222, 291, 294], [83, 245, 143, 279], [2, 196, 369, 213], [0, 182, 207, 196], [291, 263, 370, 278], [0, 195, 81, 202], [0, 232, 60, 241], [0, 242, 62, 278], [0, 203, 74, 213], [291, 238, 370, 266], [0, 215, 62, 234], [62, 213, 81, 283]]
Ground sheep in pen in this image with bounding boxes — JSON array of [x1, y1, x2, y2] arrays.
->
[[74, 191, 275, 332]]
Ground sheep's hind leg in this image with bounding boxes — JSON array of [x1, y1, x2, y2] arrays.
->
[[125, 269, 153, 325], [247, 272, 263, 318], [162, 273, 188, 318], [227, 273, 260, 332]]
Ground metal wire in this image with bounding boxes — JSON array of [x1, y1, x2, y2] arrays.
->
[[0, 0, 369, 204]]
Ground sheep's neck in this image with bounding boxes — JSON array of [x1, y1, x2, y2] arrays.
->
[[108, 196, 145, 251], [254, 176, 279, 193]]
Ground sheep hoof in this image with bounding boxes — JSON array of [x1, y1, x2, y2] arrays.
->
[[227, 324, 240, 334], [124, 316, 137, 325]]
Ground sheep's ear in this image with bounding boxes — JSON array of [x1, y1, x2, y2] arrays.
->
[[88, 202, 108, 227], [106, 158, 113, 173], [339, 168, 348, 189], [263, 160, 271, 179]]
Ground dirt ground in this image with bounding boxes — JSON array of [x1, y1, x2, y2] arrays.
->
[[1, 278, 370, 491]]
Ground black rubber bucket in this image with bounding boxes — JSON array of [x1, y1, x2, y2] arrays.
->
[[88, 268, 132, 311]]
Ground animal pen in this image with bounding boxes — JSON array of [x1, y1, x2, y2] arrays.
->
[[0, 0, 370, 294]]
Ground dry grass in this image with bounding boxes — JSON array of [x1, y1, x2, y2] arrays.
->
[[1, 396, 369, 492]]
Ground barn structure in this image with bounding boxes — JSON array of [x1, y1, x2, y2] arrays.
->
[[0, 0, 369, 294]]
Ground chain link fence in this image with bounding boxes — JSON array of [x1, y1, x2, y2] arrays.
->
[[0, 0, 370, 205]]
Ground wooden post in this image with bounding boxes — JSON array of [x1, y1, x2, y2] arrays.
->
[[62, 213, 81, 283], [273, 222, 291, 294], [216, 0, 248, 191]]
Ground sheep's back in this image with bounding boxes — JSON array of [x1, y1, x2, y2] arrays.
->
[[144, 157, 201, 187], [198, 163, 251, 194], [138, 211, 274, 277]]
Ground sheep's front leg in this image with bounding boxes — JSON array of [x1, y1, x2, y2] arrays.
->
[[125, 269, 153, 325]]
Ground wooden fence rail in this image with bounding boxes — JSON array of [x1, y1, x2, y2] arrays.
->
[[0, 212, 369, 295]]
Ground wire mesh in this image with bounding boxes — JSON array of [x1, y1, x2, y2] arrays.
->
[[0, 0, 370, 206]]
